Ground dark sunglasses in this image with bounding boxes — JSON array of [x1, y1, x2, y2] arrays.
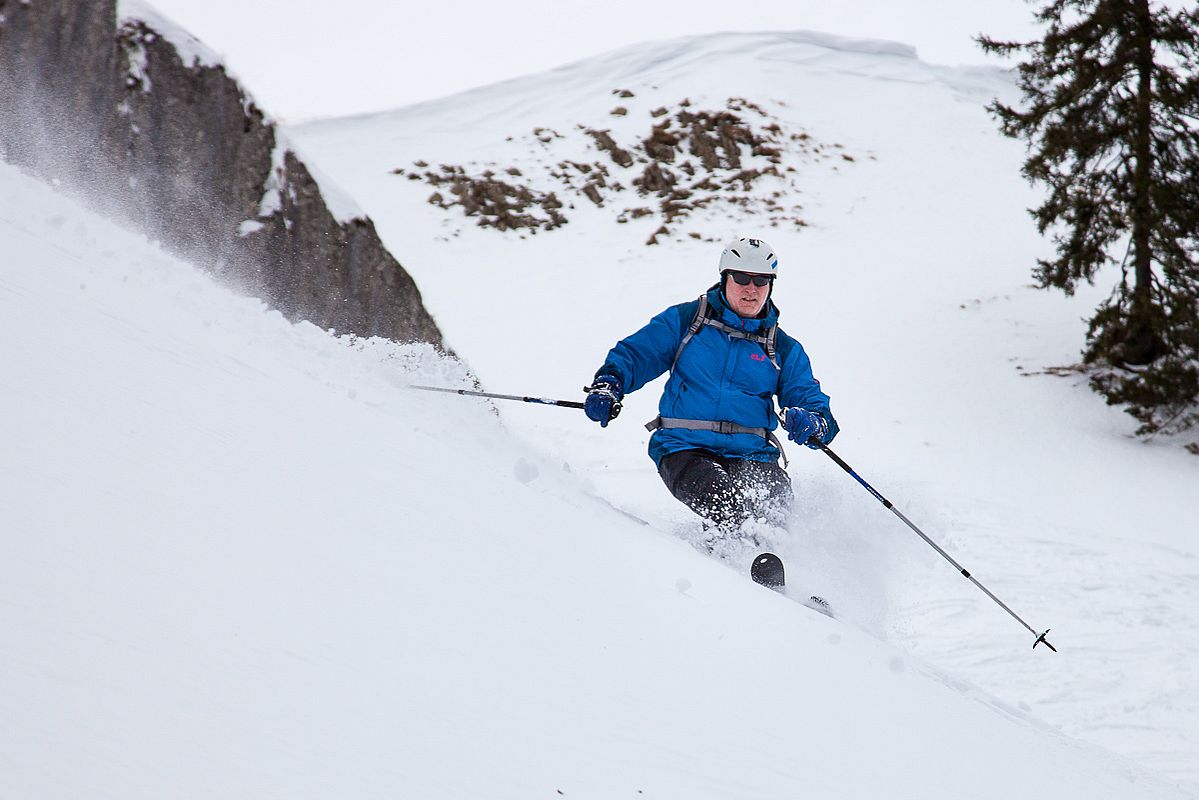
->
[[727, 271, 774, 287]]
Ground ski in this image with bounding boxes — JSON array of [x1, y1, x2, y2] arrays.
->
[[752, 552, 835, 617], [804, 595, 834, 618]]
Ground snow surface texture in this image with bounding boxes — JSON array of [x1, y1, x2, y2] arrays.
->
[[1, 144, 1192, 797], [290, 30, 1199, 790]]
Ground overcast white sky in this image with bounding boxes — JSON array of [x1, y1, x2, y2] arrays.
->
[[146, 0, 1040, 122]]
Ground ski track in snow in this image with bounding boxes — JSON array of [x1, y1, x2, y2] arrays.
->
[[2, 146, 1193, 800], [3, 28, 1199, 799], [289, 30, 1199, 792]]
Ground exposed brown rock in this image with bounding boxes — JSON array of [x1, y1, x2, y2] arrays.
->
[[683, 110, 758, 170], [585, 129, 635, 168], [404, 96, 856, 244], [633, 162, 677, 196], [424, 166, 566, 232], [582, 183, 603, 206], [642, 122, 681, 163]]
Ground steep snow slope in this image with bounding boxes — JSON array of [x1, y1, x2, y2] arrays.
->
[[291, 30, 1199, 788], [0, 155, 1193, 796]]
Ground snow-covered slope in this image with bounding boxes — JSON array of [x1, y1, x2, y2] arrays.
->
[[1, 144, 1192, 798], [289, 30, 1199, 789]]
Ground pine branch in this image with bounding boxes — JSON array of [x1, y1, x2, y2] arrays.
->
[[981, 0, 1199, 431]]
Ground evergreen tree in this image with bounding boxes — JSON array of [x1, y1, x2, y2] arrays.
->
[[980, 0, 1199, 435]]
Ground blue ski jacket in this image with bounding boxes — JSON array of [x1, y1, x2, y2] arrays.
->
[[595, 285, 838, 466]]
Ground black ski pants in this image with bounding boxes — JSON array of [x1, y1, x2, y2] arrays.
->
[[657, 449, 793, 528]]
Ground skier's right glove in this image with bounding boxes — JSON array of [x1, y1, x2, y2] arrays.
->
[[584, 375, 623, 428], [782, 407, 829, 448]]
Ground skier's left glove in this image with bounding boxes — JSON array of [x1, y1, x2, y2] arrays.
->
[[782, 407, 829, 448], [584, 375, 623, 427]]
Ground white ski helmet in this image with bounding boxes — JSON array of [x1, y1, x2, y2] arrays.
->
[[718, 237, 778, 277]]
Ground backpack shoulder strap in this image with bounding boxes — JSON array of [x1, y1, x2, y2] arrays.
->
[[764, 324, 779, 369], [671, 295, 710, 371], [672, 295, 779, 371], [704, 316, 780, 370]]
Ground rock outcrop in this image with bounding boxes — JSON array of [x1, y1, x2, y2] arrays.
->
[[0, 0, 443, 346], [394, 95, 859, 246]]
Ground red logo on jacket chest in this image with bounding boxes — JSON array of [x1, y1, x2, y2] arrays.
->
[[750, 353, 768, 362]]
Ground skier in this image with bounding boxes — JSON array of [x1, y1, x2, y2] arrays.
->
[[583, 237, 838, 540]]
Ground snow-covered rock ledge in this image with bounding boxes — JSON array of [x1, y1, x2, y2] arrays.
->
[[0, 0, 443, 346]]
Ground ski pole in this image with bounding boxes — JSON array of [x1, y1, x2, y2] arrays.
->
[[410, 385, 585, 410], [814, 442, 1057, 652]]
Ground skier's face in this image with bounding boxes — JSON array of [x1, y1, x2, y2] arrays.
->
[[724, 272, 771, 317]]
